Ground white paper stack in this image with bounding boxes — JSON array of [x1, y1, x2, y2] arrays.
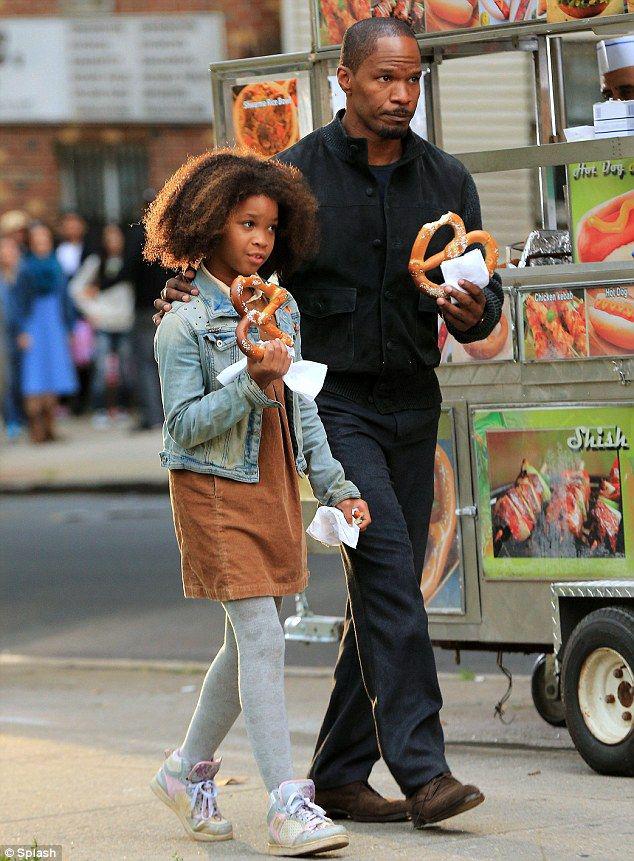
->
[[593, 100, 634, 138]]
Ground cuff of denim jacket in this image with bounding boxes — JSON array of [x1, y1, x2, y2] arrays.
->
[[325, 483, 361, 508], [237, 369, 280, 409], [447, 287, 499, 344]]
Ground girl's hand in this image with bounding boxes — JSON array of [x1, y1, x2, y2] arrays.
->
[[247, 339, 291, 391], [336, 498, 372, 532], [17, 333, 31, 351]]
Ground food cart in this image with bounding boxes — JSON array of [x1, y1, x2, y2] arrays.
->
[[209, 1, 634, 775]]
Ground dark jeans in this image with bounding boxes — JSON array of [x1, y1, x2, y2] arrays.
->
[[133, 316, 164, 428], [309, 391, 448, 797], [90, 330, 133, 412]]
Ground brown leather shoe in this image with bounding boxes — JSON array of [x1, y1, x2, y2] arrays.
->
[[315, 781, 410, 822], [408, 773, 484, 828]]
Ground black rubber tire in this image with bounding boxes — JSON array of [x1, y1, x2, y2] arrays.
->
[[531, 653, 566, 727], [562, 605, 634, 777]]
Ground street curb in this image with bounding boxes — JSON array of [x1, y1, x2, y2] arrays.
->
[[0, 482, 167, 495], [0, 653, 332, 677], [0, 652, 529, 681]]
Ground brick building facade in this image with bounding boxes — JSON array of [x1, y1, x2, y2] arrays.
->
[[0, 0, 281, 227]]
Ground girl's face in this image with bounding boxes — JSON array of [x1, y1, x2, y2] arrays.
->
[[209, 194, 278, 284], [0, 237, 20, 271], [103, 224, 124, 257], [29, 225, 53, 257]]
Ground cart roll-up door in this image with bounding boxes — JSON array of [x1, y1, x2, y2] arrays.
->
[[439, 52, 538, 251], [282, 0, 312, 54]]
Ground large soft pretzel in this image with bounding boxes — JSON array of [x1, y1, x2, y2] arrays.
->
[[409, 211, 498, 299], [230, 274, 293, 360]]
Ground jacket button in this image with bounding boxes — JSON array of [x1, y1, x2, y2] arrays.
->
[[314, 301, 324, 313], [365, 187, 374, 196], [387, 339, 397, 350], [350, 144, 359, 154], [372, 238, 383, 248], [384, 289, 393, 300]]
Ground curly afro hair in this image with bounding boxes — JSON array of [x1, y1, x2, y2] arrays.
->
[[143, 148, 319, 284]]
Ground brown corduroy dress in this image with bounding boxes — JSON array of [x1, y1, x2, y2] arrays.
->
[[168, 377, 308, 601]]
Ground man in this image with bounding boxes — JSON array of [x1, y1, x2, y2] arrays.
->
[[154, 18, 503, 829], [120, 199, 169, 431], [55, 211, 89, 280]]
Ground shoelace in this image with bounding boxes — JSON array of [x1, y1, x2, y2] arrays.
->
[[187, 779, 220, 821], [285, 792, 329, 833]]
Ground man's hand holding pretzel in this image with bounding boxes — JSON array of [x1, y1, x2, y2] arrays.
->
[[436, 279, 487, 332]]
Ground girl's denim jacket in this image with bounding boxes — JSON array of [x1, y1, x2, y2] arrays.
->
[[154, 268, 360, 508]]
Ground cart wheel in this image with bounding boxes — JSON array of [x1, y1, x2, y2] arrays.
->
[[531, 654, 566, 727], [562, 606, 634, 777]]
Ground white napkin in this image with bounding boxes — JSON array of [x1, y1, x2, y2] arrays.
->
[[440, 248, 490, 298], [216, 350, 327, 403], [306, 506, 360, 549]]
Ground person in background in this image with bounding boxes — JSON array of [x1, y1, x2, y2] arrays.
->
[[121, 194, 169, 431], [55, 211, 89, 280], [15, 223, 78, 443], [0, 210, 29, 253], [56, 210, 93, 415], [0, 235, 24, 439], [69, 223, 134, 428]]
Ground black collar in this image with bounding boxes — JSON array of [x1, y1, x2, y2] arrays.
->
[[321, 109, 424, 167]]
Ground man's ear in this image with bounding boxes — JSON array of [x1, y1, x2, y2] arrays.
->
[[337, 65, 353, 96]]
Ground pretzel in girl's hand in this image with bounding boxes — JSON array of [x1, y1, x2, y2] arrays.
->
[[230, 274, 294, 360], [409, 211, 498, 299]]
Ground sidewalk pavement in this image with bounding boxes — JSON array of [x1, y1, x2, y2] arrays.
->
[[0, 416, 166, 492], [2, 659, 629, 861], [0, 416, 318, 504]]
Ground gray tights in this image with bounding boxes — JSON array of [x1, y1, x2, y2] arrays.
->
[[180, 596, 293, 793]]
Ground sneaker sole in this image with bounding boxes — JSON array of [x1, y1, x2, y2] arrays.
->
[[413, 791, 485, 828], [149, 776, 234, 842], [267, 834, 349, 856]]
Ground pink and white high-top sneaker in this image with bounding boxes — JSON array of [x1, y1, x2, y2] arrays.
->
[[150, 748, 233, 842], [267, 779, 349, 856]]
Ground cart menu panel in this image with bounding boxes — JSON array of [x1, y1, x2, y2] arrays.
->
[[422, 409, 466, 613], [440, 292, 515, 364], [567, 159, 634, 266], [219, 70, 313, 158], [473, 404, 633, 581], [316, 2, 425, 48], [519, 283, 634, 361]]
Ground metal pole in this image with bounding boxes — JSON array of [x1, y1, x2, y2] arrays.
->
[[532, 35, 558, 229], [550, 36, 568, 140], [426, 48, 443, 149]]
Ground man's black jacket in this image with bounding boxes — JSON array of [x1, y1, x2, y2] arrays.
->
[[275, 111, 503, 413]]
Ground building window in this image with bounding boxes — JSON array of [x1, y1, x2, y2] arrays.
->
[[57, 143, 148, 226]]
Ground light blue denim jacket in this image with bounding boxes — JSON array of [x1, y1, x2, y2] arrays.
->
[[154, 267, 360, 508]]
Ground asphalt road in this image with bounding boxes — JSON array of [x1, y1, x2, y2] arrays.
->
[[1, 493, 534, 674]]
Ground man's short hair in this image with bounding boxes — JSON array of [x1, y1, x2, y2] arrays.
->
[[340, 17, 418, 72]]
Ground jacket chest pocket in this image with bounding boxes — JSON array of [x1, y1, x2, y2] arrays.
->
[[296, 288, 357, 371], [201, 330, 239, 388]]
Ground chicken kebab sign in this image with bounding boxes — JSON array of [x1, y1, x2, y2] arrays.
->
[[473, 404, 633, 579]]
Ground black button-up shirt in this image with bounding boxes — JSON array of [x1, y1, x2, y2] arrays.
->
[[273, 111, 503, 413]]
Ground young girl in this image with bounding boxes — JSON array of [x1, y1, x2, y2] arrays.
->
[[144, 149, 370, 856], [15, 224, 78, 443]]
